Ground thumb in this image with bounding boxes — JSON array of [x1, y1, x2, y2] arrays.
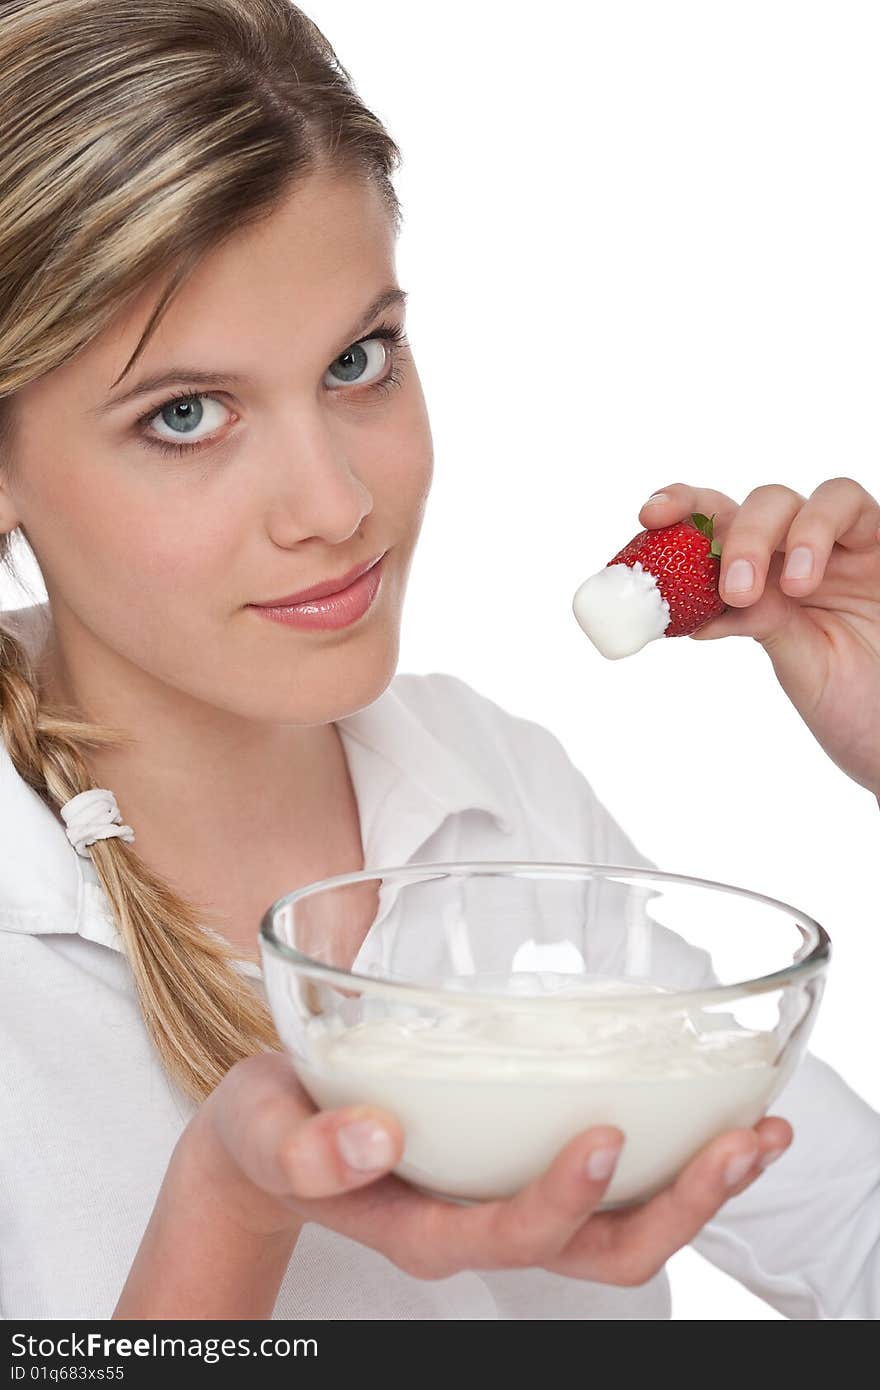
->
[[206, 1050, 405, 1200], [270, 1101, 406, 1199]]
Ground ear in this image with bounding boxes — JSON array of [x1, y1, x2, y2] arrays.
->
[[0, 476, 22, 535]]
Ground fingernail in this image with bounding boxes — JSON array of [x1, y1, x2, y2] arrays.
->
[[758, 1146, 786, 1170], [724, 558, 755, 593], [337, 1120, 395, 1172], [723, 1149, 757, 1188], [643, 492, 670, 507], [784, 546, 813, 581], [586, 1144, 622, 1181]]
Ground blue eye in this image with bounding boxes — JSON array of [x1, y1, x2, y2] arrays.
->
[[323, 320, 410, 394], [135, 321, 410, 459], [143, 394, 229, 450], [325, 338, 389, 388]]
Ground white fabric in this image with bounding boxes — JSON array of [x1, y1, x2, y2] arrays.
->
[[59, 787, 136, 859], [1, 605, 879, 1320]]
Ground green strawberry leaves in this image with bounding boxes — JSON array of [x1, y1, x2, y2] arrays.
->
[[691, 511, 723, 560]]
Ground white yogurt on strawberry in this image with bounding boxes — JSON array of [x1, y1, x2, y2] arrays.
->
[[294, 974, 780, 1207], [572, 560, 671, 659]]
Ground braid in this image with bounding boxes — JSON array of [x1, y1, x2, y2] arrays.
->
[[0, 619, 282, 1104]]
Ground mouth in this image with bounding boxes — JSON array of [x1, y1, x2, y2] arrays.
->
[[249, 551, 387, 608]]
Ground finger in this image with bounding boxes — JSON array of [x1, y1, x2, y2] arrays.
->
[[689, 550, 796, 642], [639, 482, 740, 534], [208, 1051, 405, 1200], [744, 1114, 795, 1177], [279, 1102, 406, 1198], [710, 483, 807, 607], [599, 1122, 794, 1281], [548, 1117, 794, 1285], [481, 1127, 627, 1269], [401, 1127, 627, 1278], [779, 476, 880, 596]]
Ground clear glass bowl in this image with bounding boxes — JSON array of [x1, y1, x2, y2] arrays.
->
[[259, 861, 829, 1208]]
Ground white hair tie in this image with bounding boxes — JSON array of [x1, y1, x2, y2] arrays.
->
[[59, 788, 136, 859]]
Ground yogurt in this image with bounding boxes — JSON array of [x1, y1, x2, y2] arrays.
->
[[294, 974, 781, 1206], [572, 561, 671, 659]]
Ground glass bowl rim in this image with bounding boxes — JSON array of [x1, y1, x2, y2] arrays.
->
[[258, 859, 831, 1010]]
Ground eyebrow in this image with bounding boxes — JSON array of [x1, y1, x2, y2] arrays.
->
[[92, 284, 409, 415]]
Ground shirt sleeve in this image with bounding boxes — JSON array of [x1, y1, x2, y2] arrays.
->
[[527, 720, 880, 1320]]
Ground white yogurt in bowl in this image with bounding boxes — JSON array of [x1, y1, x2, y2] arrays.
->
[[262, 861, 829, 1210], [294, 973, 781, 1207]]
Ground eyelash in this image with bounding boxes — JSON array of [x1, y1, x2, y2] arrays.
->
[[134, 320, 410, 458]]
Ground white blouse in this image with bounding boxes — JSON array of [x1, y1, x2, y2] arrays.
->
[[1, 617, 878, 1319]]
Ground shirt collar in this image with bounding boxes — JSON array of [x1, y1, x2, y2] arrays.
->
[[0, 663, 513, 958]]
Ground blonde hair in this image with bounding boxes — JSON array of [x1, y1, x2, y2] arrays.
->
[[0, 0, 402, 1104]]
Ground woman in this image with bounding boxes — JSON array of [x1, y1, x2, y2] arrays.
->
[[1, 0, 878, 1321]]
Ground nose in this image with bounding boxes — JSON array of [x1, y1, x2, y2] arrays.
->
[[262, 405, 374, 546]]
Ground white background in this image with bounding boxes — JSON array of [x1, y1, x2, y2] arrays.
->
[[4, 0, 878, 1319]]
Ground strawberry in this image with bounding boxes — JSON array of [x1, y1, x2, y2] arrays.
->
[[607, 512, 727, 638]]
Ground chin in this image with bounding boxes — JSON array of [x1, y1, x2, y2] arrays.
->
[[325, 638, 401, 722], [249, 633, 401, 726]]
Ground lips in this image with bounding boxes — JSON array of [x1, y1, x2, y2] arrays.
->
[[250, 552, 386, 607]]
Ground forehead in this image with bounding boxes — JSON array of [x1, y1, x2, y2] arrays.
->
[[24, 170, 399, 412]]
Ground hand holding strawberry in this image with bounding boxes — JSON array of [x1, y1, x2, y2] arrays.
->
[[575, 477, 880, 800]]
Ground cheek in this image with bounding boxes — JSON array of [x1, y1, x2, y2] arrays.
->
[[378, 388, 434, 517], [39, 455, 231, 598], [43, 458, 242, 687], [118, 502, 231, 593]]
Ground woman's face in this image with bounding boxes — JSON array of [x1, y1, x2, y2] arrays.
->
[[0, 170, 433, 727]]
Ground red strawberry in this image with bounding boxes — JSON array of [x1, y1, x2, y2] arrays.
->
[[607, 512, 727, 637]]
